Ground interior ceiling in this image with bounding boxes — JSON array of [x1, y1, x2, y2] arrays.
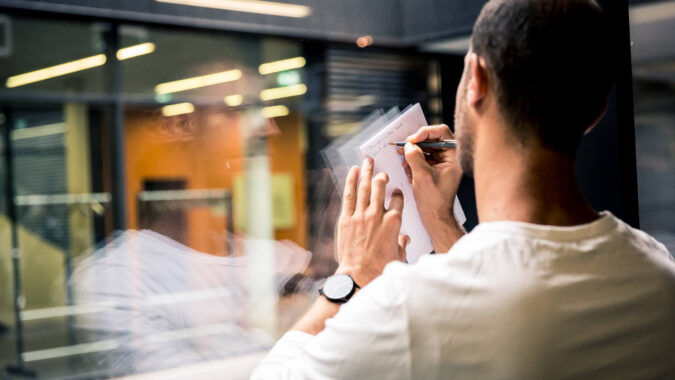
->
[[0, 17, 289, 103], [1, 1, 673, 88], [420, 0, 675, 86]]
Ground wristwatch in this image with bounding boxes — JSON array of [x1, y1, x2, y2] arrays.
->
[[319, 274, 360, 303]]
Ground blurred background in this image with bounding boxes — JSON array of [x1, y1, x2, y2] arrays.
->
[[0, 0, 672, 378]]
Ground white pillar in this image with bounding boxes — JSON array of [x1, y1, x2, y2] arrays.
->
[[243, 110, 277, 336]]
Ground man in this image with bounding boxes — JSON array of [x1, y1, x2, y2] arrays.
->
[[253, 0, 675, 378]]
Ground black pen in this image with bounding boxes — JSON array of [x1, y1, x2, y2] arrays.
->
[[388, 139, 457, 149]]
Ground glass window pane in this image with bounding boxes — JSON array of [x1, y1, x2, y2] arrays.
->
[[0, 15, 109, 96], [630, 1, 675, 255]]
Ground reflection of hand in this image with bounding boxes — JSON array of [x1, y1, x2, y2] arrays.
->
[[401, 125, 465, 253], [336, 157, 409, 287]]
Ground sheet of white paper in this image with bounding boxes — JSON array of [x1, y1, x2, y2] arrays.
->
[[359, 103, 466, 263]]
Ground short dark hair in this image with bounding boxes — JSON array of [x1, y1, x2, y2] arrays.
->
[[471, 0, 615, 155]]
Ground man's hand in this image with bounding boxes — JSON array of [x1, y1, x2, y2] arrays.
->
[[401, 125, 465, 253], [336, 157, 409, 287]]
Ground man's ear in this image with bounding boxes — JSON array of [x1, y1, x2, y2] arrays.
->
[[468, 53, 489, 108], [584, 100, 609, 135]]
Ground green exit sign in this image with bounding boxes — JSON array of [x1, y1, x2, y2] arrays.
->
[[276, 70, 301, 87]]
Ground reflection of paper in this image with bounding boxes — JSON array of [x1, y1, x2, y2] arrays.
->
[[359, 103, 466, 263]]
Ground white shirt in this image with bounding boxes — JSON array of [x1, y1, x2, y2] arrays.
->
[[71, 230, 311, 374], [252, 212, 675, 380]]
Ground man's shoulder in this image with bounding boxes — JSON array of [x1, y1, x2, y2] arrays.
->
[[618, 219, 673, 258]]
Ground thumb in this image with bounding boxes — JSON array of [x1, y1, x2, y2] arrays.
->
[[398, 235, 411, 261], [404, 142, 432, 180], [398, 234, 411, 248]]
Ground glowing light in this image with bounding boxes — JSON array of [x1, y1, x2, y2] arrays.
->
[[276, 70, 301, 86], [224, 94, 244, 106], [259, 57, 306, 75], [6, 54, 107, 88], [162, 102, 195, 117], [6, 42, 157, 88], [156, 0, 311, 18], [155, 93, 172, 103], [260, 84, 307, 101], [262, 105, 289, 118], [356, 35, 374, 48], [116, 42, 156, 60], [155, 69, 242, 94]]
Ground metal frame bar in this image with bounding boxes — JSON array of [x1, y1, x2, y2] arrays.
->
[[2, 108, 36, 378], [105, 22, 129, 230]]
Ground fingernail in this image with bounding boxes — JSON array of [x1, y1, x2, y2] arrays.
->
[[404, 142, 414, 152]]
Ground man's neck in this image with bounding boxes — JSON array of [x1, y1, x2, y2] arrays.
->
[[474, 136, 598, 227]]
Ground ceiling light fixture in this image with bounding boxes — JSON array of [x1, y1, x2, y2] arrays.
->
[[260, 83, 307, 101], [162, 102, 195, 117], [224, 94, 244, 106], [258, 57, 306, 75], [156, 0, 311, 18], [117, 42, 156, 60], [6, 54, 106, 88], [6, 43, 157, 88], [356, 35, 374, 48], [155, 69, 242, 94], [262, 105, 290, 118]]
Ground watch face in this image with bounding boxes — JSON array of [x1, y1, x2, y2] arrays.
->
[[323, 274, 354, 300]]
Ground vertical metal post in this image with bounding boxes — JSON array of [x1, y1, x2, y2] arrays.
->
[[2, 109, 23, 367], [605, 0, 640, 228], [105, 23, 128, 230], [2, 110, 34, 377]]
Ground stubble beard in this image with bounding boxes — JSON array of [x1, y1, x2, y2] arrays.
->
[[454, 90, 475, 177]]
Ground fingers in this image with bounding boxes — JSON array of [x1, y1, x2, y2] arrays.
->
[[356, 157, 374, 210], [341, 165, 360, 217], [401, 160, 412, 184], [370, 172, 389, 211], [387, 188, 404, 220], [407, 124, 454, 144], [404, 142, 433, 182]]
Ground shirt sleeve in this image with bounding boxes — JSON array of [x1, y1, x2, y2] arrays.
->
[[250, 262, 412, 380]]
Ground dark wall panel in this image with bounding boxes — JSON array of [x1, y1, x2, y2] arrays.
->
[[0, 0, 404, 45], [2, 0, 491, 46], [401, 0, 487, 43], [576, 0, 639, 227]]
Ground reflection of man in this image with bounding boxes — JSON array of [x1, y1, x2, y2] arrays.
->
[[72, 230, 311, 376], [254, 0, 675, 378]]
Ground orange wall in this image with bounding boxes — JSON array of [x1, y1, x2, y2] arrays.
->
[[124, 107, 307, 255], [268, 111, 307, 248]]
